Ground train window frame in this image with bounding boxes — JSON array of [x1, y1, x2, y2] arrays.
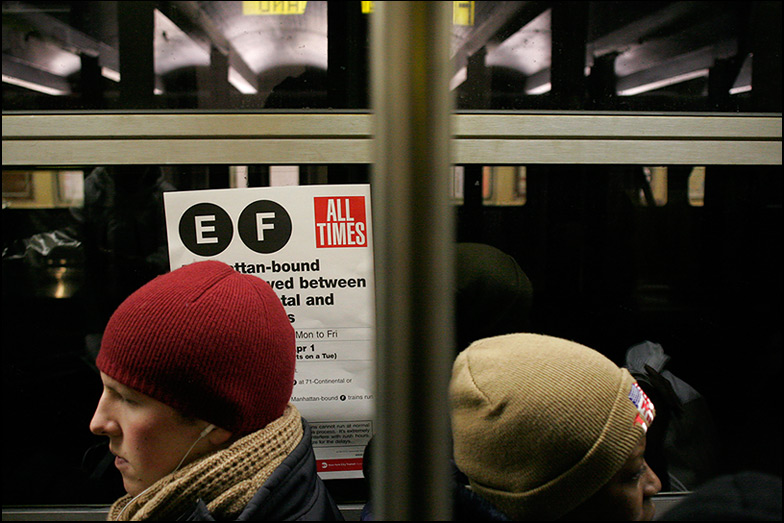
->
[[3, 1, 781, 518]]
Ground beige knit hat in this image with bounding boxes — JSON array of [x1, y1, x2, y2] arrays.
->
[[450, 333, 655, 520]]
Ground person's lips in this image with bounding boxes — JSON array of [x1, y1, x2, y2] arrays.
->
[[113, 453, 129, 469]]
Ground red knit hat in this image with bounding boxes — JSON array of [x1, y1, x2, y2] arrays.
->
[[96, 260, 295, 435]]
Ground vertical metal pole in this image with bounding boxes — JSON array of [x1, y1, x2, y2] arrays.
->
[[370, 2, 454, 520]]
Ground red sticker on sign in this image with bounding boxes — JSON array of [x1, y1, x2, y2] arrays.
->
[[317, 458, 364, 472], [314, 196, 368, 248]]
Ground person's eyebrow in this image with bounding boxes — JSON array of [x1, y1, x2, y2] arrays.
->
[[103, 380, 138, 399], [103, 383, 123, 396]]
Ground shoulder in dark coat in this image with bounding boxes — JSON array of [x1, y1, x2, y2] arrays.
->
[[177, 419, 344, 521]]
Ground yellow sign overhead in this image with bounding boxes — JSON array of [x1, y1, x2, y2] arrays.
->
[[453, 1, 475, 26], [361, 1, 373, 14], [243, 1, 308, 15]]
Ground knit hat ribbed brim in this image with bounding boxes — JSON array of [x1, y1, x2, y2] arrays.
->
[[97, 260, 296, 435], [450, 333, 654, 520]]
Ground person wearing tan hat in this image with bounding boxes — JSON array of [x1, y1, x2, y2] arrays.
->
[[450, 333, 661, 520], [89, 260, 343, 521]]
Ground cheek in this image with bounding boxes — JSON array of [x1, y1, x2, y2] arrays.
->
[[621, 485, 647, 520], [125, 420, 185, 481], [603, 483, 646, 520]]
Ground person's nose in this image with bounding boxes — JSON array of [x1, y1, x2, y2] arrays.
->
[[89, 392, 121, 437], [642, 460, 662, 497]]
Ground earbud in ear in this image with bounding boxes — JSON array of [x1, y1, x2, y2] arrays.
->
[[200, 424, 216, 438]]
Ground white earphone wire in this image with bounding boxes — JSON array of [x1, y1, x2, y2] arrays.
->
[[115, 424, 215, 520]]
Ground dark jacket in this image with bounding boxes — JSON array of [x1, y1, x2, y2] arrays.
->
[[451, 465, 510, 521], [177, 420, 344, 521]]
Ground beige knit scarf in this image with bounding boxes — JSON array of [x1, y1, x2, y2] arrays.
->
[[107, 404, 303, 521]]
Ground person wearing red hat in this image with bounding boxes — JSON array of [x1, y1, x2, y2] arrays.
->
[[89, 260, 343, 521]]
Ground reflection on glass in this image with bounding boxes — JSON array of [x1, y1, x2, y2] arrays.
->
[[688, 167, 705, 207], [2, 170, 84, 208], [3, 1, 778, 111], [641, 166, 668, 207], [2, 163, 781, 507]]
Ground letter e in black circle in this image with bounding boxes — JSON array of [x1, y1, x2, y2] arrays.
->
[[238, 200, 292, 254], [179, 203, 233, 256]]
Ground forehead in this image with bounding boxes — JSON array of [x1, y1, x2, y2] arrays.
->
[[99, 371, 194, 424], [618, 435, 646, 471], [100, 372, 137, 394], [99, 372, 159, 406]]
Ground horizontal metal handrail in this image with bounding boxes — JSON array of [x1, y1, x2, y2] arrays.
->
[[2, 112, 781, 166]]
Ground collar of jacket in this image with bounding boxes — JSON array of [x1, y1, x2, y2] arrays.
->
[[174, 419, 344, 521]]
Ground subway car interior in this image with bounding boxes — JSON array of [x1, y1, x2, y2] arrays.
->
[[2, 1, 782, 520]]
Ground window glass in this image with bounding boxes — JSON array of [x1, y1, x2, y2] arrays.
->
[[3, 2, 779, 112], [3, 1, 346, 110], [2, 170, 84, 208], [453, 1, 780, 111], [688, 166, 705, 206], [639, 167, 668, 207], [1, 164, 369, 506], [2, 163, 782, 506], [626, 166, 708, 208], [451, 165, 526, 205], [457, 165, 782, 496], [2, 1, 781, 514]]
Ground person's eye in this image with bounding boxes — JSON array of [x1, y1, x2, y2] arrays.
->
[[113, 389, 138, 406], [628, 464, 647, 483]]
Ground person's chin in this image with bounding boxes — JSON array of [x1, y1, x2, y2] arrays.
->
[[121, 473, 146, 497]]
